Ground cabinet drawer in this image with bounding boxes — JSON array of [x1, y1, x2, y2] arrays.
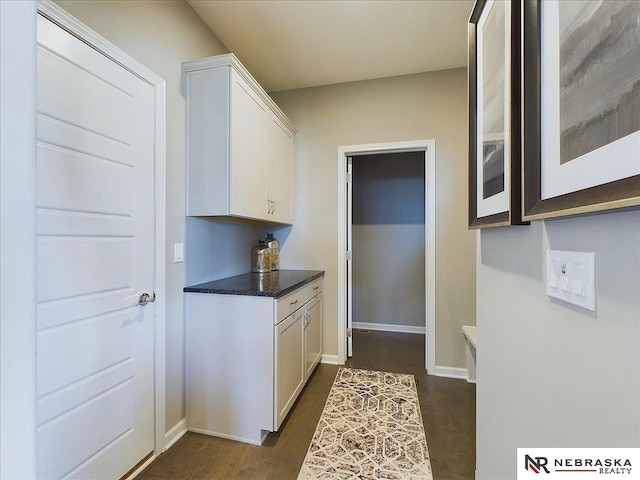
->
[[276, 287, 305, 324], [305, 278, 323, 302]]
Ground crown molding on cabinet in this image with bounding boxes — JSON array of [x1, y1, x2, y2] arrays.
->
[[183, 53, 296, 135]]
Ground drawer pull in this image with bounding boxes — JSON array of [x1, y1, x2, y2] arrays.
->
[[290, 299, 298, 307], [313, 286, 319, 292]]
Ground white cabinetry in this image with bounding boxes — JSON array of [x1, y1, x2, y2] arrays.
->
[[273, 278, 323, 429], [184, 54, 295, 224], [267, 113, 294, 223], [274, 307, 305, 429], [229, 70, 268, 220], [186, 277, 322, 445], [304, 293, 323, 380]]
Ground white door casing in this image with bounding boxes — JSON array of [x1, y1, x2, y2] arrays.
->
[[337, 141, 436, 372], [36, 4, 166, 477], [346, 157, 353, 357], [0, 2, 38, 478]]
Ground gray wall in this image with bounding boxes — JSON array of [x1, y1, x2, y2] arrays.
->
[[476, 211, 640, 478], [352, 152, 425, 329], [185, 217, 271, 286], [272, 68, 476, 369]]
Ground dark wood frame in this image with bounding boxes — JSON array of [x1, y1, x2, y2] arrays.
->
[[522, 0, 640, 221], [468, 0, 527, 229]]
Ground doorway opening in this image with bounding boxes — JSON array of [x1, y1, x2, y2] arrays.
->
[[337, 140, 435, 372], [350, 151, 425, 332]]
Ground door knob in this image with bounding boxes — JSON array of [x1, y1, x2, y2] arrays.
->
[[137, 292, 156, 306]]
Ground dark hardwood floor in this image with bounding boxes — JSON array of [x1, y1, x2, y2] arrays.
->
[[138, 331, 475, 480], [346, 330, 476, 480]]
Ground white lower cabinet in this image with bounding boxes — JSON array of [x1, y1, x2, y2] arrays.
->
[[274, 308, 305, 429], [304, 293, 323, 380], [186, 278, 323, 445]]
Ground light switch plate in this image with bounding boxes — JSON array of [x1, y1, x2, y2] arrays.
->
[[546, 249, 595, 311], [174, 243, 184, 263]]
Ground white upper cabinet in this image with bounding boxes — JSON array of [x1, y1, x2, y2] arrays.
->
[[267, 112, 294, 224], [184, 54, 295, 224], [230, 70, 269, 220]]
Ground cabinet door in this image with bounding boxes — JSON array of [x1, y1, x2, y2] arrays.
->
[[230, 70, 268, 220], [267, 113, 293, 224], [304, 293, 323, 380], [274, 308, 305, 429]]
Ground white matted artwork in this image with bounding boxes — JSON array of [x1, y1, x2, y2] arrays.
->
[[542, 0, 640, 199], [468, 0, 525, 228], [523, 0, 640, 220], [477, 0, 510, 217]]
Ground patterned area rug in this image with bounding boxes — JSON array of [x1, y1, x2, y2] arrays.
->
[[297, 367, 433, 480]]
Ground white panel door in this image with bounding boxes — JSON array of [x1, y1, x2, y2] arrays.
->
[[36, 14, 155, 479]]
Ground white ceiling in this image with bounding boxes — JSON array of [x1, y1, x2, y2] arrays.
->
[[188, 0, 474, 93]]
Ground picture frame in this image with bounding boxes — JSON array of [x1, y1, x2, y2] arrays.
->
[[468, 0, 526, 229], [522, 0, 640, 221]]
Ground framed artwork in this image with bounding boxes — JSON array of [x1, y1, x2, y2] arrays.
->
[[522, 0, 640, 220], [469, 0, 526, 228]]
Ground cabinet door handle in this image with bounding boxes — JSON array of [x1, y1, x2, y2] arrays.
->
[[271, 200, 276, 214]]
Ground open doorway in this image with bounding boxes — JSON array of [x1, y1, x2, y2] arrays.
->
[[351, 151, 425, 337], [337, 140, 436, 373]]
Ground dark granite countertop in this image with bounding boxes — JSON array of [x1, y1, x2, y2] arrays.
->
[[184, 270, 324, 298]]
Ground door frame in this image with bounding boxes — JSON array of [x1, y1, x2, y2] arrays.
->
[[337, 140, 436, 372], [37, 0, 168, 461], [1, 2, 38, 477]]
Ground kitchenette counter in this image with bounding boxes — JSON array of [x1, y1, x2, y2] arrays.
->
[[185, 268, 324, 444], [184, 270, 324, 298]]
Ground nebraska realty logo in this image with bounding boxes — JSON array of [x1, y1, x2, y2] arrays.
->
[[517, 449, 640, 479]]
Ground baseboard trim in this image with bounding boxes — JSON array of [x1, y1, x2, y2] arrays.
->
[[320, 354, 341, 365], [187, 427, 263, 446], [353, 322, 426, 335], [128, 453, 156, 480], [163, 418, 187, 452], [434, 366, 468, 380]]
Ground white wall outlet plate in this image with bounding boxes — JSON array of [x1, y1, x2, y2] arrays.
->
[[546, 249, 595, 311]]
